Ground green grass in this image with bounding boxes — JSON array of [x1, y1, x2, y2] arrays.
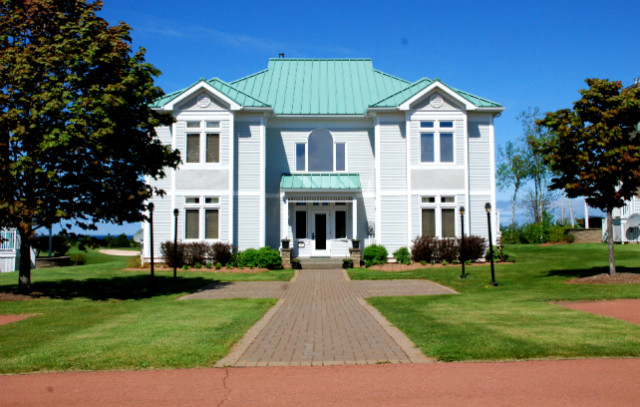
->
[[350, 244, 640, 362], [0, 249, 292, 373]]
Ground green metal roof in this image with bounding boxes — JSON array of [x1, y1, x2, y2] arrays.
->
[[150, 78, 269, 109], [231, 59, 410, 115], [152, 59, 502, 113], [370, 78, 502, 108], [280, 173, 361, 190]]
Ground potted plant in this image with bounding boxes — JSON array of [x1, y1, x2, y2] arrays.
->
[[351, 238, 360, 249], [281, 238, 291, 249]]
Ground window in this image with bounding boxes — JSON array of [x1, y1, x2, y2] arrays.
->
[[335, 211, 346, 238], [295, 211, 307, 239], [184, 196, 220, 240], [421, 196, 457, 238], [185, 120, 220, 164], [296, 129, 347, 172], [335, 143, 346, 171], [296, 143, 306, 171], [419, 120, 455, 163]]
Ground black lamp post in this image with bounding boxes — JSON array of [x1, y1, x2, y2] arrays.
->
[[173, 208, 179, 279], [485, 202, 497, 286], [148, 202, 155, 281], [460, 206, 466, 278]]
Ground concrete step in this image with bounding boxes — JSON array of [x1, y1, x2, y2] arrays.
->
[[297, 257, 344, 269]]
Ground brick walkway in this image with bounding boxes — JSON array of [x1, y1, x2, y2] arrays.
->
[[183, 269, 456, 367]]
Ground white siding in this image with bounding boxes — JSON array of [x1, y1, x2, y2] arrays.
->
[[380, 195, 408, 253], [468, 120, 492, 192], [235, 195, 261, 250], [469, 195, 491, 240], [379, 121, 406, 190], [235, 121, 261, 191]]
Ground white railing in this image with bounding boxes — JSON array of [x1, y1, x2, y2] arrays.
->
[[0, 228, 18, 252]]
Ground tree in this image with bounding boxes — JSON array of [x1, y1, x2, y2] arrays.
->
[[497, 140, 529, 229], [537, 78, 640, 275], [0, 0, 180, 292], [520, 108, 552, 223]]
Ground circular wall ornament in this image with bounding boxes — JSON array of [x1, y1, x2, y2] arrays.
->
[[429, 95, 444, 109], [196, 94, 211, 108]]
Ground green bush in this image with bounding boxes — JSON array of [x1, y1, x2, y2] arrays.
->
[[69, 253, 86, 265], [237, 248, 259, 267], [363, 244, 388, 267], [110, 233, 131, 248], [342, 258, 354, 269], [256, 247, 282, 270], [392, 247, 411, 265]]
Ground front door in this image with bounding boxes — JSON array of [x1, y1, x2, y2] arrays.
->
[[314, 213, 328, 254]]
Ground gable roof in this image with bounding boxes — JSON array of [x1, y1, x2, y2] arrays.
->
[[152, 59, 502, 114]]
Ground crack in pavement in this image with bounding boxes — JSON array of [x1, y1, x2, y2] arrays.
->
[[216, 367, 231, 407]]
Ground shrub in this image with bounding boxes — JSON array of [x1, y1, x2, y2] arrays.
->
[[342, 258, 353, 269], [392, 247, 411, 265], [411, 235, 438, 263], [291, 258, 301, 269], [109, 233, 131, 248], [437, 238, 459, 263], [184, 242, 210, 266], [256, 247, 282, 270], [210, 242, 234, 266], [548, 225, 573, 243], [237, 248, 259, 267], [485, 245, 511, 262], [215, 262, 222, 270], [363, 244, 388, 267], [69, 253, 86, 265], [160, 241, 186, 268], [460, 235, 486, 262]]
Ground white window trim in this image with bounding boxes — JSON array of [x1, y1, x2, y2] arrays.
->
[[419, 120, 456, 165], [184, 195, 221, 241], [184, 120, 222, 167], [420, 195, 458, 237]]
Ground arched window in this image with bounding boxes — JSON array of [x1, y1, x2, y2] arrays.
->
[[308, 129, 333, 171]]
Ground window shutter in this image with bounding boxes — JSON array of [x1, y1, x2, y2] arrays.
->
[[185, 210, 199, 239], [441, 209, 455, 237], [422, 209, 435, 236], [440, 133, 454, 162], [421, 134, 434, 162], [205, 209, 219, 239], [206, 133, 219, 163], [187, 134, 200, 163]]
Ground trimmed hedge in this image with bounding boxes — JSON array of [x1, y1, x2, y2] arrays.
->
[[363, 244, 388, 267], [411, 235, 487, 263]]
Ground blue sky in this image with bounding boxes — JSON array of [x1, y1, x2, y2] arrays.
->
[[77, 0, 640, 235]]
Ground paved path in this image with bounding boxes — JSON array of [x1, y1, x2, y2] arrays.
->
[[182, 268, 455, 367], [98, 249, 139, 257], [3, 359, 640, 406]]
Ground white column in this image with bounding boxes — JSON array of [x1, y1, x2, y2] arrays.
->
[[352, 196, 358, 239], [584, 199, 589, 229]]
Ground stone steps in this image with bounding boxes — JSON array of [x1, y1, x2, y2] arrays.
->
[[298, 257, 344, 269]]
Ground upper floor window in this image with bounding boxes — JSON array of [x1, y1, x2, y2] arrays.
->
[[295, 129, 346, 172], [420, 121, 454, 163], [186, 120, 220, 164]]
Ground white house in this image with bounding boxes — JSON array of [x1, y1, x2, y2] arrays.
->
[[143, 58, 503, 261]]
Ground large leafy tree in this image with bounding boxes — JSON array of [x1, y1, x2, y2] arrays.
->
[[496, 140, 529, 230], [537, 78, 640, 275], [0, 0, 180, 292]]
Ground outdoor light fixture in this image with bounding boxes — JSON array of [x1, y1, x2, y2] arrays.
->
[[173, 208, 179, 279], [148, 202, 155, 281], [485, 202, 497, 286], [460, 206, 466, 278]]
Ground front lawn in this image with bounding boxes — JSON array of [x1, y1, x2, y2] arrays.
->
[[0, 249, 292, 373], [350, 244, 640, 361]]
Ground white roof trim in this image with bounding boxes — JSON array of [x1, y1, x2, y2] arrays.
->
[[162, 82, 242, 111], [398, 82, 477, 111]]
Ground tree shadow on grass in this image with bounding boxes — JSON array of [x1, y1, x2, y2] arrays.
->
[[546, 266, 640, 279], [0, 276, 232, 301]]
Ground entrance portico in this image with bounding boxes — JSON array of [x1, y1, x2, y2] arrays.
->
[[280, 174, 361, 258]]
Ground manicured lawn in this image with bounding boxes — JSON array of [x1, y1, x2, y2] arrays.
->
[[0, 250, 292, 373], [350, 244, 640, 361]]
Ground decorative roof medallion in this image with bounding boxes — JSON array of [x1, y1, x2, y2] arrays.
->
[[197, 94, 211, 108], [429, 94, 444, 109]]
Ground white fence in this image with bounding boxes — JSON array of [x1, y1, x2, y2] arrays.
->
[[0, 228, 18, 272]]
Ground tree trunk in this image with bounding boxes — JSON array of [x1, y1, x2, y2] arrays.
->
[[560, 195, 565, 225], [511, 188, 517, 229], [17, 226, 32, 293], [606, 210, 616, 276]]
